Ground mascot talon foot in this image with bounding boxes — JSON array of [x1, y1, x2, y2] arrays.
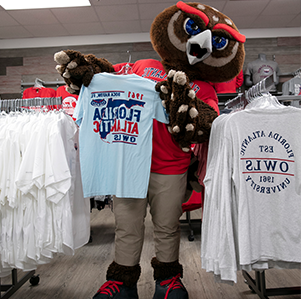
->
[[172, 125, 180, 133], [66, 86, 76, 94], [67, 61, 78, 69], [160, 85, 169, 94], [178, 104, 188, 113], [188, 89, 196, 99], [173, 71, 187, 85], [54, 50, 70, 65], [55, 64, 65, 74], [167, 70, 176, 78], [63, 69, 70, 78], [70, 84, 80, 90], [181, 147, 191, 153], [189, 107, 198, 118], [54, 49, 115, 93]]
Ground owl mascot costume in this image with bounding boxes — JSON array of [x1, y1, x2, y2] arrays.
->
[[54, 2, 245, 298]]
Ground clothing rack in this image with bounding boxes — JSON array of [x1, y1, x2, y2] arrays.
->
[[224, 73, 276, 110], [292, 67, 301, 76], [115, 50, 133, 75], [0, 97, 63, 298], [223, 76, 301, 298], [0, 97, 62, 112], [243, 270, 301, 299], [0, 270, 39, 299], [21, 79, 65, 88]]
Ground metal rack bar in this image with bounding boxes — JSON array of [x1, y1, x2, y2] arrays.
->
[[0, 269, 36, 299], [0, 97, 63, 112], [225, 74, 276, 110], [0, 97, 62, 298], [243, 270, 301, 299], [21, 80, 65, 87]]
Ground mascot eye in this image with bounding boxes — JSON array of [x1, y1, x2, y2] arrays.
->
[[212, 35, 228, 50], [184, 18, 202, 36]]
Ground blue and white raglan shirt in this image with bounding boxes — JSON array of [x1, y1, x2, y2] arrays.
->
[[73, 73, 169, 199]]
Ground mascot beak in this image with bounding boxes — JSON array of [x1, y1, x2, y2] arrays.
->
[[186, 29, 212, 65]]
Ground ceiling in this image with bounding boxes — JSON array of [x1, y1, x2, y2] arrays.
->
[[0, 0, 300, 48]]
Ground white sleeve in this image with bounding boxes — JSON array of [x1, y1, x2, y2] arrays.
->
[[201, 114, 239, 283], [216, 131, 239, 283], [153, 91, 169, 124], [73, 86, 85, 127], [45, 116, 71, 204], [15, 125, 39, 196], [201, 116, 225, 274]]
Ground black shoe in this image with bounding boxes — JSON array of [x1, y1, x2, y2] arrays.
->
[[153, 274, 188, 299], [93, 280, 139, 299]]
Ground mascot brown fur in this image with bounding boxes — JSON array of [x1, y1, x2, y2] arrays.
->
[[54, 2, 245, 298]]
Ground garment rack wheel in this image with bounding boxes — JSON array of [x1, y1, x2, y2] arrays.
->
[[29, 274, 40, 286]]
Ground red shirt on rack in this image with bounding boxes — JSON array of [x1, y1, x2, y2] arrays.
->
[[22, 87, 56, 99], [56, 85, 78, 120], [22, 87, 56, 111]]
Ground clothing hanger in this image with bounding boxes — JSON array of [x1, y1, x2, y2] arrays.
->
[[115, 51, 133, 75], [225, 74, 277, 110], [293, 67, 301, 78], [34, 78, 45, 88], [0, 97, 63, 114]]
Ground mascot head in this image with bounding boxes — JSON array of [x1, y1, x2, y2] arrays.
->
[[150, 1, 245, 83]]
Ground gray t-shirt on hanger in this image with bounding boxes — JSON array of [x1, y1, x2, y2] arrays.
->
[[245, 58, 280, 91]]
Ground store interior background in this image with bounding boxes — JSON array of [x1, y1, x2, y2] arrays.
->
[[0, 0, 300, 100], [0, 2, 300, 298]]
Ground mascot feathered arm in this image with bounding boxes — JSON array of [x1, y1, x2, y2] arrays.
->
[[155, 70, 218, 152], [54, 49, 114, 94]]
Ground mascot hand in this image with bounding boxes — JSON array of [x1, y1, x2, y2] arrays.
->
[[156, 70, 218, 152], [54, 50, 114, 94]]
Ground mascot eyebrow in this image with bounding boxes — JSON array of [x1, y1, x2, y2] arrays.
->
[[177, 1, 209, 25], [176, 1, 246, 43], [213, 24, 246, 43]]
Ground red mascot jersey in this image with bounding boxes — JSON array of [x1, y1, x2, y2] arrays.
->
[[114, 59, 219, 175], [56, 85, 79, 120], [210, 70, 243, 94]]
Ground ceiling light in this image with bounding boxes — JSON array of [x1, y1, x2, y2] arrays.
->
[[1, 0, 91, 10]]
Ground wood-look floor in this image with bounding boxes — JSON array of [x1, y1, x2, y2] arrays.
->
[[1, 206, 300, 299]]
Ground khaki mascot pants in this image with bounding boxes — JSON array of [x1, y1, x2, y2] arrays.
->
[[113, 172, 187, 266]]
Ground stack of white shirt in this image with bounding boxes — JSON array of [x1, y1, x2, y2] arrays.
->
[[0, 110, 90, 277], [201, 95, 301, 283]]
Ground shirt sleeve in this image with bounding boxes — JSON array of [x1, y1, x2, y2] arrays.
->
[[153, 91, 169, 124], [73, 85, 85, 126], [113, 62, 135, 74], [236, 70, 244, 89], [194, 80, 220, 114], [282, 80, 289, 95]]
